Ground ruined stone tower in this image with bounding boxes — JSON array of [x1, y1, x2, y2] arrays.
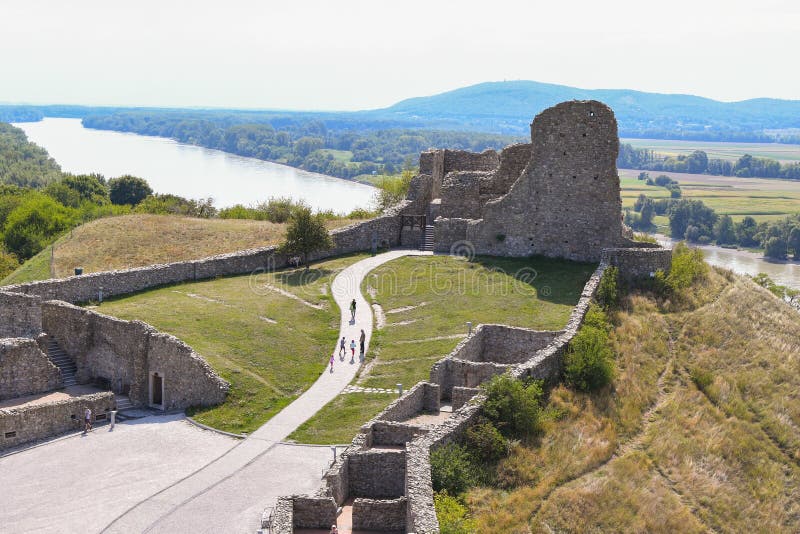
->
[[408, 100, 631, 262]]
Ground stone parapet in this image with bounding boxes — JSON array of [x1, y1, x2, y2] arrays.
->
[[0, 390, 115, 451]]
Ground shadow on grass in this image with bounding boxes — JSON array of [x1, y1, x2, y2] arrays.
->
[[470, 255, 597, 306]]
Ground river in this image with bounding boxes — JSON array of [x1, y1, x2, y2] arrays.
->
[[655, 234, 800, 290], [13, 118, 376, 212]]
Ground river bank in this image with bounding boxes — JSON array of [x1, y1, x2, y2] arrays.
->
[[654, 233, 800, 290]]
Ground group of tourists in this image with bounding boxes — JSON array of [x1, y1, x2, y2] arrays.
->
[[329, 298, 366, 373]]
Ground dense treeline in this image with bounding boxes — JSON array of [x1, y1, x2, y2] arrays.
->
[[628, 192, 800, 260], [82, 113, 520, 179], [0, 123, 63, 187], [618, 144, 800, 179]]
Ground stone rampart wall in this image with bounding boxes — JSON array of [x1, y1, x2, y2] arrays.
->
[[438, 171, 492, 219], [370, 421, 429, 447], [491, 143, 532, 194], [372, 382, 440, 423], [40, 301, 227, 410], [0, 338, 61, 401], [291, 495, 337, 529], [353, 497, 407, 531], [348, 449, 407, 498], [450, 387, 480, 410], [603, 246, 673, 280], [0, 291, 42, 338], [0, 391, 114, 451]]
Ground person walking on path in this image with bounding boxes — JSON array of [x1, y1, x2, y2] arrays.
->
[[359, 329, 366, 357], [350, 298, 357, 321], [84, 407, 92, 433], [350, 339, 356, 360], [339, 336, 346, 358], [329, 354, 335, 373]]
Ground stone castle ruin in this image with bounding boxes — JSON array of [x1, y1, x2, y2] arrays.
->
[[404, 100, 641, 262], [1, 100, 671, 530]]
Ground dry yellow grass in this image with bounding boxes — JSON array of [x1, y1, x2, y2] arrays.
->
[[466, 268, 800, 532], [45, 214, 361, 277]]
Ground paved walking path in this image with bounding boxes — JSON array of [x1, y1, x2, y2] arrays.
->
[[102, 249, 429, 533]]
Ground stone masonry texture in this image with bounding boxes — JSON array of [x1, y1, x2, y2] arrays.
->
[[0, 338, 61, 400]]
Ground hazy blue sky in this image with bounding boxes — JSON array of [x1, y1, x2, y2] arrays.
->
[[2, 0, 798, 110]]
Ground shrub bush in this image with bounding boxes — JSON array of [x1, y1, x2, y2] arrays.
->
[[430, 444, 478, 495], [666, 242, 708, 290], [597, 266, 619, 309], [690, 367, 714, 392], [434, 491, 477, 534], [481, 374, 543, 439], [564, 325, 615, 392], [465, 421, 509, 462]]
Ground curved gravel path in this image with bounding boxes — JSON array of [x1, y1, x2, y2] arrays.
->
[[101, 249, 430, 534]]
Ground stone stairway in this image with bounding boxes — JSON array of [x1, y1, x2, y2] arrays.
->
[[46, 338, 78, 388], [115, 394, 134, 411], [420, 225, 435, 251]]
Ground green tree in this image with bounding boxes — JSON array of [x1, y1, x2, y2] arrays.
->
[[735, 216, 759, 247], [0, 248, 20, 280], [280, 207, 334, 267], [764, 236, 787, 259], [789, 227, 800, 260], [108, 175, 152, 206], [714, 215, 737, 245], [3, 195, 75, 259]]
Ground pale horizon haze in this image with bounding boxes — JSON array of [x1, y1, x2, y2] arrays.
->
[[2, 0, 799, 110]]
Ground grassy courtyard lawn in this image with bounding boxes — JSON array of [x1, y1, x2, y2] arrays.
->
[[290, 254, 595, 444], [288, 392, 397, 445], [96, 253, 367, 434]]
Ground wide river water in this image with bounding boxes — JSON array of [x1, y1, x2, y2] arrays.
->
[[13, 118, 376, 212], [655, 235, 800, 290], [12, 118, 800, 288]]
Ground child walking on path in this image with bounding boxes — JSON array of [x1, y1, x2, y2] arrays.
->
[[350, 339, 356, 359], [329, 354, 335, 373]]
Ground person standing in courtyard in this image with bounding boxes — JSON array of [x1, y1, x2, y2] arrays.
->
[[359, 329, 366, 357], [350, 298, 357, 321], [84, 407, 92, 433]]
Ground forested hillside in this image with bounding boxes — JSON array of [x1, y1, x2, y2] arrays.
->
[[0, 123, 63, 187]]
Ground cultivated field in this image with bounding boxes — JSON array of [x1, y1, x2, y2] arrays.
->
[[621, 138, 800, 163], [289, 254, 596, 444], [620, 171, 800, 228], [0, 214, 365, 286]]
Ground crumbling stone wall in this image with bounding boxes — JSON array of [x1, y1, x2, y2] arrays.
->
[[353, 497, 407, 531], [491, 143, 532, 194], [0, 338, 61, 400], [603, 247, 673, 280], [348, 449, 406, 498], [41, 301, 228, 410], [0, 391, 114, 451]]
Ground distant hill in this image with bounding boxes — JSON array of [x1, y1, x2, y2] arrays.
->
[[3, 80, 799, 142], [379, 80, 800, 140]]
